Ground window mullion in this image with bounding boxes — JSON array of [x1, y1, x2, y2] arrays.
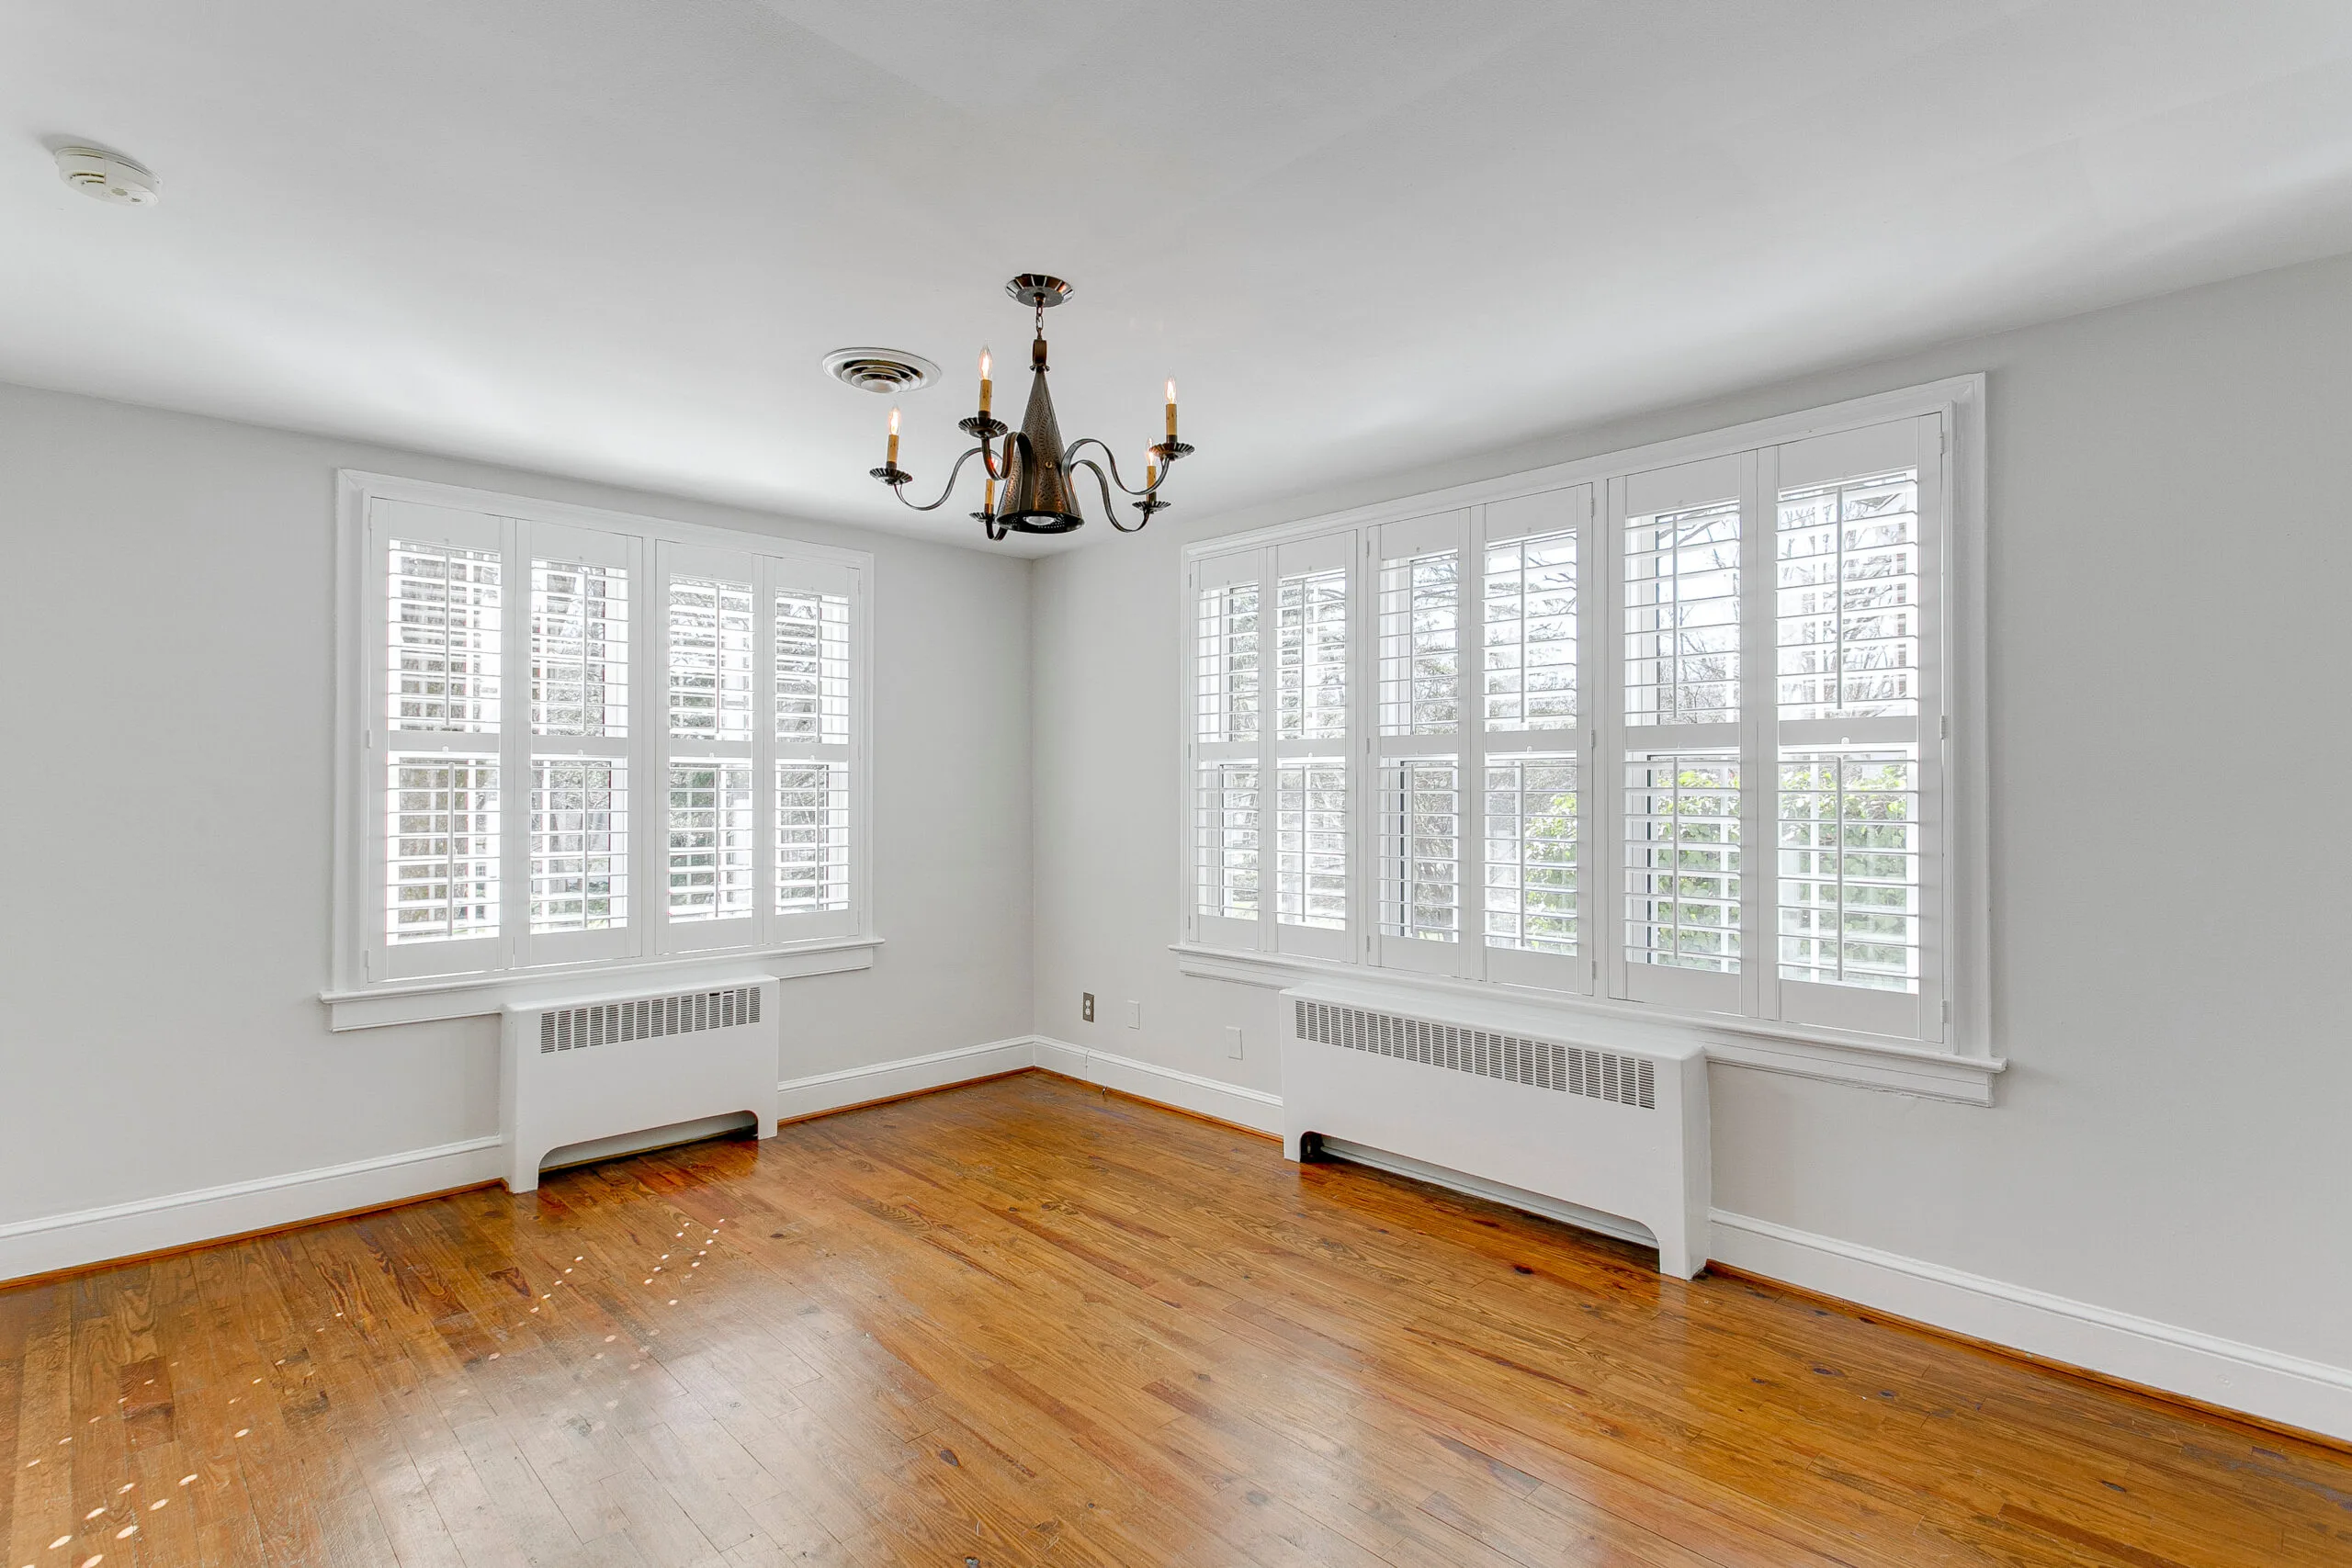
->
[[1598, 476, 1628, 1002], [501, 515, 527, 973], [1256, 545, 1276, 952], [1462, 506, 1488, 983], [754, 556, 777, 942], [1742, 447, 1774, 1022], [633, 536, 660, 958], [1352, 529, 1375, 963]]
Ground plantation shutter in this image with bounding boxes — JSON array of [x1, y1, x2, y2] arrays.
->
[[1374, 510, 1470, 976], [1170, 387, 1966, 1052], [657, 542, 761, 953], [1610, 454, 1750, 1015], [1189, 550, 1264, 950], [1272, 534, 1353, 959], [769, 556, 858, 937], [370, 498, 507, 981], [1766, 414, 1944, 1040], [517, 521, 639, 967], [1477, 485, 1592, 992]]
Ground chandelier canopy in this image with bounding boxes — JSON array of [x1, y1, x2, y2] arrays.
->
[[865, 275, 1191, 542]]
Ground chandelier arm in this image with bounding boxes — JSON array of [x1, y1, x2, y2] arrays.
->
[[1069, 458, 1155, 532], [1062, 437, 1165, 497], [888, 444, 992, 511]]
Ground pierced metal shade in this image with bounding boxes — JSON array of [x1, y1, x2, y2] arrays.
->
[[991, 343, 1084, 535]]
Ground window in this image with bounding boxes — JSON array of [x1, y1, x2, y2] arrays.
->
[[336, 481, 869, 1000], [1182, 386, 1971, 1050]]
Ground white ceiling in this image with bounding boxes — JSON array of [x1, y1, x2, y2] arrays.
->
[[7, 1, 2352, 554]]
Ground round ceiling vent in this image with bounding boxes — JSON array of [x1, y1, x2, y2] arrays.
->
[[56, 146, 161, 207], [822, 347, 938, 394]]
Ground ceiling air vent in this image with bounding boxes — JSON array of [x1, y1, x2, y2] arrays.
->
[[822, 347, 938, 394]]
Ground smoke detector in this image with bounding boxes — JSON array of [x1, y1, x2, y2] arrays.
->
[[56, 146, 161, 207], [822, 347, 937, 394]]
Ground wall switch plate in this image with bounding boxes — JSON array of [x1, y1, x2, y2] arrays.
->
[[1225, 1025, 1244, 1060], [1081, 992, 1095, 1023], [1125, 1000, 1142, 1030]]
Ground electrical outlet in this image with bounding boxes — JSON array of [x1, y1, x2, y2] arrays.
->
[[1225, 1025, 1244, 1060], [1081, 992, 1095, 1023], [1125, 1000, 1142, 1030]]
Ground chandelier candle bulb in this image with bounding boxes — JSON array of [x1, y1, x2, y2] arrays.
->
[[886, 406, 900, 467], [1166, 378, 1179, 439], [984, 475, 996, 513], [978, 348, 992, 414], [1145, 450, 1157, 488]]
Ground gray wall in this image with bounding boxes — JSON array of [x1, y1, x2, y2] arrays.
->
[[1030, 250, 2352, 1370], [0, 385, 1033, 1226]]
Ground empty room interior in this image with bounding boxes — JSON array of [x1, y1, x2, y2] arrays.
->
[[6, 4, 2352, 1564]]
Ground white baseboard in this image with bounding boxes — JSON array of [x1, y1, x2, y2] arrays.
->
[[0, 1135, 504, 1284], [0, 1034, 1035, 1286], [1708, 1209, 2352, 1443], [12, 1033, 2343, 1445], [776, 1035, 1035, 1122], [1029, 1036, 1283, 1135]]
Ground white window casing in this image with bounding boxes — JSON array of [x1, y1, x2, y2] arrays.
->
[[1176, 377, 1998, 1102], [330, 473, 875, 1028]]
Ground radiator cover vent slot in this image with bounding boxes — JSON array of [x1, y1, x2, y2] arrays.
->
[[538, 987, 763, 1055], [1294, 999, 1654, 1110]]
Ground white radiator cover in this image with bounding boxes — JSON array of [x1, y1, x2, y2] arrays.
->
[[499, 975, 781, 1192], [1280, 979, 1710, 1277]]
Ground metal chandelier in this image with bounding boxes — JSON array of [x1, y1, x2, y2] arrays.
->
[[868, 275, 1191, 541]]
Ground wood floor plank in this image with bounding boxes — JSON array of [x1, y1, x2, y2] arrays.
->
[[6, 1071, 2347, 1568]]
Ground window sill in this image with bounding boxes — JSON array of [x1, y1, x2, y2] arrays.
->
[[322, 936, 883, 1031], [1170, 942, 2004, 1106]]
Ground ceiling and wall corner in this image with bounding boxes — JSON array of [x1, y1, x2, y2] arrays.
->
[[6, 2, 2352, 556]]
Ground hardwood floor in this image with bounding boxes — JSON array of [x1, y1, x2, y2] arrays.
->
[[4, 1072, 2346, 1568]]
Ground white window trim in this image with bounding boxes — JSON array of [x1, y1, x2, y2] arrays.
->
[[327, 470, 877, 1030], [1176, 376, 1998, 1103]]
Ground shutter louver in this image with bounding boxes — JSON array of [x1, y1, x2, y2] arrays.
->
[[1194, 761, 1261, 920], [1196, 581, 1261, 743], [669, 578, 755, 740], [1777, 750, 1919, 990], [1380, 759, 1461, 942], [1623, 749, 1741, 974], [1623, 498, 1739, 726], [775, 760, 849, 912], [388, 755, 499, 942], [1484, 753, 1578, 955], [529, 759, 626, 931], [1380, 549, 1461, 735], [530, 559, 628, 737], [1482, 531, 1577, 731], [1275, 758, 1347, 930], [1276, 569, 1347, 739], [389, 539, 500, 732], [775, 591, 851, 742], [667, 761, 754, 920]]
